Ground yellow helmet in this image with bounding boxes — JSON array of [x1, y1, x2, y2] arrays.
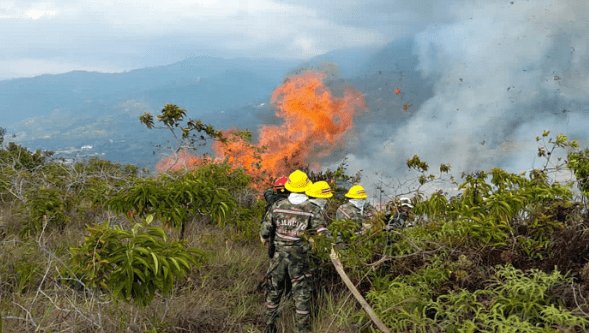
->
[[305, 180, 333, 199], [345, 184, 367, 199], [284, 170, 312, 193]]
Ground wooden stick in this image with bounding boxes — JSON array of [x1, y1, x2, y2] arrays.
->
[[330, 247, 390, 333]]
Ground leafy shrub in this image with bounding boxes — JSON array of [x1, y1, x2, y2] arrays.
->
[[20, 187, 70, 235], [427, 265, 587, 332], [568, 149, 589, 198], [108, 171, 236, 238], [69, 218, 206, 305]]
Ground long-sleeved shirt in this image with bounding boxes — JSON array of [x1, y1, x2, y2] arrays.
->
[[335, 201, 377, 233], [261, 197, 330, 248]]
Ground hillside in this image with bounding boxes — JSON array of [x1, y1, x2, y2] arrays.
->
[[1, 130, 589, 332]]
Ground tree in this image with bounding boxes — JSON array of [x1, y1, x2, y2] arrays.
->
[[139, 104, 226, 171]]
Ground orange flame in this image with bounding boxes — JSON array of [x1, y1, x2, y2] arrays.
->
[[213, 70, 367, 180], [156, 149, 209, 173]]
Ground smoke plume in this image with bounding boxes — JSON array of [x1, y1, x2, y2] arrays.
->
[[345, 0, 589, 197]]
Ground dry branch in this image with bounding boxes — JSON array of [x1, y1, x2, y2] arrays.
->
[[329, 247, 390, 333]]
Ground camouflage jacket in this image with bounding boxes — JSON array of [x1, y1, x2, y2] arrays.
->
[[263, 188, 289, 207], [262, 188, 289, 221], [385, 211, 409, 230], [335, 201, 377, 232], [261, 199, 329, 249]]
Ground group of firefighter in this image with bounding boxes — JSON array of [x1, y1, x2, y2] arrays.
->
[[259, 169, 414, 333]]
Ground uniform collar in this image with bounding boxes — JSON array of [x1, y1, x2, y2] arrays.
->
[[288, 193, 308, 204]]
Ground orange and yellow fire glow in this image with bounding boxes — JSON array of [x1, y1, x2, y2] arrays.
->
[[155, 149, 210, 173], [213, 70, 366, 179], [156, 70, 367, 182]]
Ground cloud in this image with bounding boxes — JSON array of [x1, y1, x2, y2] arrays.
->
[[0, 0, 389, 79], [0, 1, 57, 20]]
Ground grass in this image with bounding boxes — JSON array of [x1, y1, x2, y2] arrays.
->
[[0, 213, 364, 332]]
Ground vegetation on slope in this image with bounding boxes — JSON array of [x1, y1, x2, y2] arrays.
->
[[1, 122, 589, 332]]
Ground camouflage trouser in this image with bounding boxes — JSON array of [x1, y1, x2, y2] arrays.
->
[[265, 245, 313, 333]]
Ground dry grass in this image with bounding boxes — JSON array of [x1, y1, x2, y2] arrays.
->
[[0, 209, 363, 333]]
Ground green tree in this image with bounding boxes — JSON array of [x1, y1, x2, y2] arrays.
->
[[108, 171, 235, 239], [139, 104, 226, 170]]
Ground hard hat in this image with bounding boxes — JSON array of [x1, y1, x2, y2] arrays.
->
[[345, 184, 367, 199], [284, 170, 312, 193], [399, 197, 414, 208], [273, 176, 288, 192], [305, 180, 333, 199]]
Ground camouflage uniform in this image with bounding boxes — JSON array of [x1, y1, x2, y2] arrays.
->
[[308, 199, 331, 224], [335, 201, 377, 233], [385, 210, 409, 230], [263, 188, 289, 208], [260, 198, 329, 333]]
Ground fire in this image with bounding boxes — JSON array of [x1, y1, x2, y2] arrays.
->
[[213, 70, 367, 181], [156, 149, 209, 173]]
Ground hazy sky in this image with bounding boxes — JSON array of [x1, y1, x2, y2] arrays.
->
[[0, 0, 455, 79]]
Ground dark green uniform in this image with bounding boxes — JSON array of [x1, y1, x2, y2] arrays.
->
[[263, 188, 289, 208], [385, 211, 409, 230], [260, 198, 329, 333], [335, 201, 377, 233]]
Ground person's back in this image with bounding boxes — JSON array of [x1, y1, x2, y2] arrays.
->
[[335, 201, 370, 223], [260, 170, 329, 333], [385, 197, 414, 230], [266, 199, 326, 247], [335, 184, 376, 233]]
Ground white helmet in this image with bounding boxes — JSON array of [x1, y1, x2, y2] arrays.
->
[[399, 197, 413, 208]]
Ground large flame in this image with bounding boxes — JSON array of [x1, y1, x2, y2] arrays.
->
[[213, 70, 367, 180], [155, 70, 367, 185]]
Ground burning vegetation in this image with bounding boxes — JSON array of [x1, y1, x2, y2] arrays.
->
[[153, 70, 366, 184]]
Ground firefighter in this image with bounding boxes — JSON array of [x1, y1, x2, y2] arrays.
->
[[260, 170, 331, 333], [385, 197, 414, 230], [305, 180, 333, 222], [262, 176, 290, 260], [335, 184, 377, 234], [263, 176, 289, 208]]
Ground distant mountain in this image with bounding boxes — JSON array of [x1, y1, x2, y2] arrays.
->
[[0, 40, 430, 169], [0, 56, 298, 126]]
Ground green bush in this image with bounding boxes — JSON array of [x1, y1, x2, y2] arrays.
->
[[69, 219, 206, 306], [427, 265, 587, 332], [568, 149, 589, 198], [20, 187, 70, 235], [108, 170, 236, 238]]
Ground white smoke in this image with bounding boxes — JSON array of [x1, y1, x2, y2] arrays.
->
[[346, 0, 589, 199]]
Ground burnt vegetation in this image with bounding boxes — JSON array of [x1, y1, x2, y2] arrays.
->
[[1, 120, 589, 332]]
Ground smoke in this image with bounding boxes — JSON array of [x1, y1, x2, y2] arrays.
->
[[345, 0, 589, 196]]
